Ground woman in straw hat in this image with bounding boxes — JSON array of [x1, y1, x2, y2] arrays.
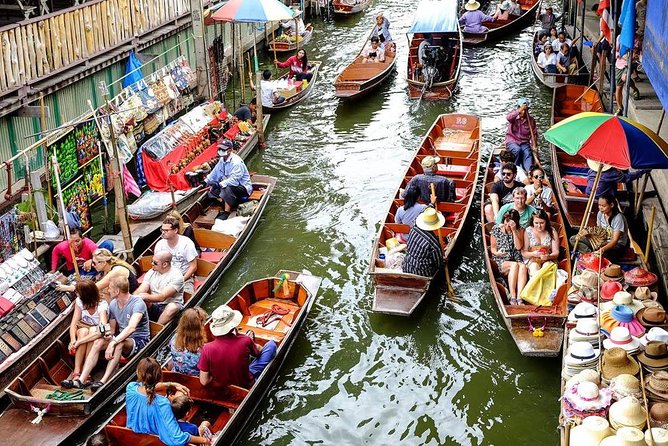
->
[[490, 209, 527, 305], [402, 208, 445, 278], [459, 1, 495, 34]]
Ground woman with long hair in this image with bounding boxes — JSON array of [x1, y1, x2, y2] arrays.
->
[[274, 48, 313, 82], [490, 209, 527, 305], [126, 358, 210, 445], [577, 193, 630, 262], [522, 209, 560, 277], [169, 307, 208, 376], [61, 280, 109, 388], [395, 185, 427, 228], [166, 209, 200, 253]]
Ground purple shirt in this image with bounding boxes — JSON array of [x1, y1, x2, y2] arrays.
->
[[505, 109, 537, 146], [458, 10, 494, 33]]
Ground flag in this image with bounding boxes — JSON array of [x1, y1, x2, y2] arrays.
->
[[598, 0, 612, 42], [618, 0, 636, 58]]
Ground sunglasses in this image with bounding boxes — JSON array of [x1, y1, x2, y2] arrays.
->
[[161, 228, 174, 233], [151, 260, 161, 266], [502, 172, 513, 177], [534, 175, 544, 179]]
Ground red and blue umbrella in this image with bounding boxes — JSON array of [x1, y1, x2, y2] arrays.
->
[[544, 112, 668, 170], [211, 0, 295, 23]]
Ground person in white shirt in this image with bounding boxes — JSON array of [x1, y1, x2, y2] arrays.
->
[[362, 37, 386, 63], [135, 251, 184, 324], [537, 45, 558, 73], [155, 216, 198, 294], [525, 166, 554, 216], [551, 31, 572, 52], [205, 139, 253, 220], [281, 9, 306, 37], [252, 70, 285, 108]]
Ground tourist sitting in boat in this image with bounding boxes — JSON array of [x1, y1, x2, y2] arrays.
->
[[135, 251, 185, 325], [525, 166, 554, 215], [459, 0, 494, 34], [250, 70, 285, 107], [493, 1, 511, 20], [280, 9, 306, 38], [505, 98, 538, 173], [169, 307, 208, 376], [126, 357, 210, 445], [575, 193, 630, 262], [57, 248, 139, 301], [404, 155, 455, 204], [507, 0, 521, 16], [73, 276, 150, 391], [538, 7, 560, 33], [534, 34, 548, 57], [156, 216, 198, 294], [167, 209, 201, 253], [551, 31, 572, 52], [546, 26, 558, 46], [362, 37, 386, 63], [205, 139, 253, 221], [557, 43, 578, 75], [522, 209, 560, 278], [275, 49, 313, 82], [233, 98, 257, 124], [50, 227, 112, 276], [484, 162, 525, 222], [402, 208, 445, 278], [371, 13, 393, 48], [395, 185, 427, 228], [197, 305, 277, 388], [170, 395, 212, 438], [493, 150, 529, 184], [60, 280, 109, 389], [584, 160, 647, 198], [490, 209, 527, 305], [495, 187, 537, 228], [537, 45, 558, 73]]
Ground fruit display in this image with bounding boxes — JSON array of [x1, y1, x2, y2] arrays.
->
[[75, 121, 100, 165], [49, 132, 78, 188]]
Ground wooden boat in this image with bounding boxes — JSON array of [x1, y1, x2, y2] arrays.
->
[[462, 0, 541, 46], [530, 31, 589, 89], [480, 147, 571, 357], [368, 114, 480, 316], [0, 174, 277, 445], [334, 28, 397, 99], [267, 24, 314, 53], [262, 61, 321, 113], [332, 0, 371, 15], [406, 0, 463, 101], [95, 270, 322, 446]]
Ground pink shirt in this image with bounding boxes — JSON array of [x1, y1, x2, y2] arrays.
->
[[505, 109, 537, 146], [276, 55, 307, 78], [51, 238, 97, 272]]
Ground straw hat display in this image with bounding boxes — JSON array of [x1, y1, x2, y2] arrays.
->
[[601, 281, 625, 301], [573, 269, 603, 289], [578, 253, 611, 273], [602, 348, 640, 381], [599, 426, 647, 446], [564, 342, 601, 379], [569, 319, 603, 346], [601, 291, 644, 314], [569, 302, 599, 323], [651, 403, 668, 429], [646, 427, 668, 446], [639, 342, 668, 372], [603, 264, 626, 283], [608, 396, 647, 431], [565, 369, 602, 391], [569, 416, 613, 445], [625, 267, 659, 288], [603, 327, 642, 354], [637, 308, 668, 329], [636, 287, 659, 302], [609, 374, 643, 401], [601, 305, 646, 337], [646, 372, 668, 402], [562, 381, 613, 419], [641, 328, 668, 347], [569, 286, 598, 305]]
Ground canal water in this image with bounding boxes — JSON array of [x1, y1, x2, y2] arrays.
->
[[88, 0, 567, 444]]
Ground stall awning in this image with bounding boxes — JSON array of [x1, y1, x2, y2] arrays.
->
[[643, 1, 668, 112], [408, 0, 459, 34]]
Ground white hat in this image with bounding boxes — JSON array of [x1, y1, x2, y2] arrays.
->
[[641, 328, 668, 347], [601, 291, 645, 314], [565, 369, 601, 390], [603, 326, 641, 352], [209, 305, 243, 336], [615, 427, 650, 446], [609, 374, 642, 401], [569, 416, 612, 446], [609, 396, 647, 431], [646, 427, 668, 446], [587, 159, 614, 172], [464, 0, 481, 11], [568, 302, 599, 322], [569, 319, 602, 344], [565, 341, 601, 365]]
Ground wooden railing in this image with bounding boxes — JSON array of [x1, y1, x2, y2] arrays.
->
[[0, 0, 191, 95]]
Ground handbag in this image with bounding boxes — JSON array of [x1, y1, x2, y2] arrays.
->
[[150, 78, 172, 106], [137, 80, 161, 114], [162, 74, 180, 100]]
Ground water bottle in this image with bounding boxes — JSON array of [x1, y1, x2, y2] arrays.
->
[[378, 253, 386, 268], [548, 289, 557, 304]]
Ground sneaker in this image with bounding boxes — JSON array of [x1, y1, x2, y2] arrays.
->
[[216, 211, 230, 220]]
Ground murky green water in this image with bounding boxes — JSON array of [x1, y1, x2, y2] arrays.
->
[[202, 1, 565, 445]]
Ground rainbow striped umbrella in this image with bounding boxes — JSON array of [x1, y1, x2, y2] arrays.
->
[[211, 0, 295, 23], [544, 112, 668, 170]]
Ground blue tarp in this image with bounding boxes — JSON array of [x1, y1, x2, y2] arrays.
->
[[408, 0, 459, 34], [643, 0, 668, 111]]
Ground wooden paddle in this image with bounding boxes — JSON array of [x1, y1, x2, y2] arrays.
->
[[526, 111, 540, 167], [430, 183, 457, 300]]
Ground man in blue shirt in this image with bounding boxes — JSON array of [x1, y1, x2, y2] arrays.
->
[[205, 139, 253, 220], [585, 160, 648, 199]]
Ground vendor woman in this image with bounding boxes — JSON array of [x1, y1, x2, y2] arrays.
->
[[577, 193, 630, 262]]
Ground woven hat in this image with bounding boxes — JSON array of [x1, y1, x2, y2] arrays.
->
[[609, 396, 647, 431], [569, 318, 602, 344], [636, 287, 659, 302], [565, 369, 602, 390], [385, 237, 407, 255], [651, 403, 668, 429], [625, 267, 659, 287], [646, 427, 668, 446], [420, 156, 440, 169], [573, 269, 604, 288], [639, 342, 668, 369], [565, 341, 601, 366], [609, 374, 642, 401], [464, 0, 481, 11], [563, 381, 613, 412], [569, 302, 598, 323], [587, 159, 614, 173], [569, 416, 613, 446], [601, 292, 644, 314], [601, 281, 624, 301], [604, 326, 641, 352], [600, 305, 646, 338], [602, 348, 640, 380], [641, 328, 668, 347], [415, 208, 445, 231], [647, 372, 668, 400], [604, 264, 626, 282], [638, 308, 668, 328], [578, 253, 611, 273], [209, 305, 243, 336], [615, 427, 649, 446]]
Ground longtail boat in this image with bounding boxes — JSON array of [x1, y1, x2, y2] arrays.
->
[[530, 31, 589, 89], [406, 0, 463, 101], [481, 147, 571, 357], [462, 0, 541, 46], [334, 27, 397, 100], [332, 0, 371, 15], [0, 175, 277, 445], [267, 24, 314, 53], [549, 85, 619, 231], [368, 114, 480, 316], [262, 61, 321, 113], [96, 270, 322, 446]]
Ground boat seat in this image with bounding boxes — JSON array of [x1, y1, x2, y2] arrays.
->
[[456, 187, 470, 202], [31, 382, 93, 399], [194, 207, 223, 229], [236, 324, 286, 344], [436, 164, 469, 177], [433, 139, 473, 152], [105, 425, 162, 446]]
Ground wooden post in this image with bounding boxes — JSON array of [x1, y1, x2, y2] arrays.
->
[[255, 70, 265, 144], [51, 155, 80, 279], [271, 28, 278, 75], [644, 206, 655, 264], [238, 25, 245, 104], [571, 163, 603, 255], [190, 0, 211, 99], [39, 94, 54, 217], [634, 172, 649, 217]]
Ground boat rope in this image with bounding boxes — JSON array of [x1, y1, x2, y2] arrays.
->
[[29, 404, 50, 424]]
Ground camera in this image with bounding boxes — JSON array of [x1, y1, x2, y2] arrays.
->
[[98, 323, 111, 335]]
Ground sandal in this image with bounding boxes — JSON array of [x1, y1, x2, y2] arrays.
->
[[61, 378, 84, 389], [632, 89, 641, 100], [89, 381, 105, 392]]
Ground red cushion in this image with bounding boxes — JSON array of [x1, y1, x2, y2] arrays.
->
[[456, 188, 466, 201], [194, 280, 204, 291], [436, 164, 469, 177], [200, 251, 226, 264]]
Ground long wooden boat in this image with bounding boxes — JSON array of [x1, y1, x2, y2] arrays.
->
[[96, 270, 322, 446], [267, 24, 314, 53], [406, 0, 462, 101], [262, 61, 321, 113], [0, 174, 277, 445], [368, 114, 480, 316], [332, 0, 371, 15], [480, 147, 571, 357], [462, 0, 541, 46], [530, 31, 589, 89], [334, 28, 397, 99], [549, 85, 619, 231]]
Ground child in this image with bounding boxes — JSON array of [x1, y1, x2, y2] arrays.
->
[[171, 395, 213, 438]]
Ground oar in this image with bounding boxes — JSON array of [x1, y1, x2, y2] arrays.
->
[[430, 183, 458, 300], [527, 112, 540, 167], [570, 163, 604, 262], [644, 206, 656, 265], [573, 78, 599, 104]]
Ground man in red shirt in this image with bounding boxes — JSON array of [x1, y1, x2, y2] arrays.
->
[[50, 227, 98, 275], [197, 305, 277, 388]]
